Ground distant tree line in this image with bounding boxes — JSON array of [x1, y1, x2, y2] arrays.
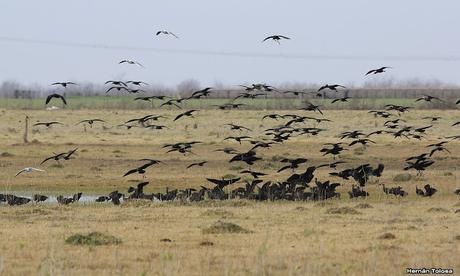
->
[[1, 77, 459, 100]]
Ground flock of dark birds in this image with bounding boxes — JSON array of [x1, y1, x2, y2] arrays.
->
[[2, 33, 460, 206]]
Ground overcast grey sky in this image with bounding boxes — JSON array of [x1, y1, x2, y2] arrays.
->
[[1, 0, 459, 87]]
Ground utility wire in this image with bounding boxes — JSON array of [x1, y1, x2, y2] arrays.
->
[[0, 36, 459, 62]]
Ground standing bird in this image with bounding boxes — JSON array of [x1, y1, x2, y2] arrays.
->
[[45, 94, 67, 105], [15, 167, 45, 176], [51, 82, 77, 88], [156, 30, 179, 38], [366, 66, 392, 75], [262, 35, 290, 44]]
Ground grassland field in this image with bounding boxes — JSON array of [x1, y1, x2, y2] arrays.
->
[[0, 104, 459, 275]]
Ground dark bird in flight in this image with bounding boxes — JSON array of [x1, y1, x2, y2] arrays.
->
[[33, 121, 62, 128], [278, 158, 308, 173], [174, 110, 198, 121], [189, 87, 213, 99], [156, 30, 179, 38], [262, 35, 290, 44], [45, 93, 67, 105], [415, 95, 443, 103], [229, 150, 262, 165], [206, 177, 241, 189], [106, 86, 129, 93], [123, 159, 162, 177], [119, 59, 144, 67], [240, 169, 267, 179], [214, 147, 238, 154], [76, 119, 106, 127], [262, 114, 285, 120], [51, 82, 77, 88], [223, 136, 251, 144], [318, 84, 346, 92], [186, 161, 207, 169], [224, 123, 252, 132], [365, 66, 391, 75], [105, 80, 127, 87], [127, 182, 150, 198], [281, 90, 308, 96], [300, 103, 323, 115], [456, 99, 460, 105], [331, 96, 350, 104], [126, 80, 149, 86]]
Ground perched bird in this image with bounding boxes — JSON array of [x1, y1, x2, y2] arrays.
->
[[262, 35, 290, 44], [156, 30, 179, 38], [45, 93, 67, 105], [33, 194, 48, 202], [51, 82, 77, 88], [15, 167, 45, 176], [365, 66, 391, 75]]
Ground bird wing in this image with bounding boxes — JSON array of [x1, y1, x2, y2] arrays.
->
[[59, 94, 67, 105], [123, 168, 138, 177], [278, 35, 290, 39], [15, 169, 26, 176], [45, 95, 53, 105], [365, 69, 376, 75]]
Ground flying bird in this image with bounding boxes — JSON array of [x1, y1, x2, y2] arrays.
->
[[51, 82, 77, 88], [45, 93, 67, 105], [366, 66, 391, 75], [186, 161, 207, 169], [318, 84, 346, 92], [156, 30, 179, 38], [262, 35, 290, 44], [119, 59, 144, 67], [15, 167, 45, 176], [33, 121, 62, 128], [174, 110, 198, 121]]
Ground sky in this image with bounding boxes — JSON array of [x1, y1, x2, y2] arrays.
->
[[1, 0, 460, 88]]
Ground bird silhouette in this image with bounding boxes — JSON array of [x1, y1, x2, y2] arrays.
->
[[45, 93, 67, 105], [366, 66, 391, 75], [51, 82, 77, 88], [262, 35, 290, 44]]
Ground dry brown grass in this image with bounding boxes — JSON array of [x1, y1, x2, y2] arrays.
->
[[0, 108, 459, 275]]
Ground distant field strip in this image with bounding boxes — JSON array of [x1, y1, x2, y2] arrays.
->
[[0, 97, 457, 110]]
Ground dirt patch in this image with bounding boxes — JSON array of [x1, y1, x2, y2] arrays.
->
[[65, 232, 121, 246], [200, 241, 214, 246], [393, 173, 411, 182], [427, 207, 449, 213], [326, 207, 361, 215], [203, 221, 252, 234], [202, 209, 234, 218], [354, 203, 373, 209], [378, 233, 396, 240]]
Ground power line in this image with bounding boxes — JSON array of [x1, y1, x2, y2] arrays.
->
[[0, 36, 459, 62]]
